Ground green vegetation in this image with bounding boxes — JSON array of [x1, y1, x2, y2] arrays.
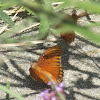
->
[[0, 0, 100, 100]]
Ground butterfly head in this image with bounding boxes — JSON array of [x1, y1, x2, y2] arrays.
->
[[30, 62, 35, 68], [30, 62, 41, 72], [29, 62, 41, 81]]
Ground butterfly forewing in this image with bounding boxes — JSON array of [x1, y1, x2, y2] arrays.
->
[[37, 46, 62, 65]]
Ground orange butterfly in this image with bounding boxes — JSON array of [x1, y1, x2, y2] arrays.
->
[[56, 9, 91, 43], [56, 23, 75, 44], [29, 45, 63, 84], [56, 23, 75, 43]]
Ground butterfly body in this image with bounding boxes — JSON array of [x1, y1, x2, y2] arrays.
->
[[61, 32, 75, 43], [29, 45, 63, 84]]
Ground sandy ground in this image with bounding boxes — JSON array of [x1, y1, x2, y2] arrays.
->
[[0, 12, 100, 100]]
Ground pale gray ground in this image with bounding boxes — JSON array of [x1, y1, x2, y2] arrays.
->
[[0, 12, 100, 100]]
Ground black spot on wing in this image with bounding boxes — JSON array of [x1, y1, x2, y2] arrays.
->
[[57, 61, 60, 64], [57, 67, 63, 83]]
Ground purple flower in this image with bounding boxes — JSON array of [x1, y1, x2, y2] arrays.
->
[[47, 82, 51, 86], [58, 82, 64, 88], [50, 91, 56, 97], [56, 87, 63, 93], [38, 82, 65, 100], [51, 97, 57, 100], [44, 94, 50, 100], [36, 97, 42, 100], [56, 82, 64, 93], [40, 89, 49, 98]]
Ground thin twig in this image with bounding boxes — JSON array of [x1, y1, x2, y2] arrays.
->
[[78, 20, 100, 22], [52, 2, 64, 6], [0, 38, 57, 48], [20, 23, 40, 33], [4, 8, 25, 15]]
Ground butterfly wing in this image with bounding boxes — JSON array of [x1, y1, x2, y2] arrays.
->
[[29, 65, 42, 81], [30, 45, 63, 84], [37, 45, 62, 65], [56, 24, 75, 43], [30, 65, 61, 83]]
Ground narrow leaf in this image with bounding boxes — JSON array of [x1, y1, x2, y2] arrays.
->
[[6, 81, 10, 100], [39, 14, 49, 39], [45, 74, 65, 100], [0, 85, 25, 100], [43, 0, 52, 13], [56, 24, 100, 45], [0, 11, 14, 27], [24, 7, 37, 16]]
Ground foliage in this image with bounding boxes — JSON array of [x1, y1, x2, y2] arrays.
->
[[0, 84, 25, 100], [0, 0, 100, 100], [0, 0, 100, 44], [0, 11, 14, 26]]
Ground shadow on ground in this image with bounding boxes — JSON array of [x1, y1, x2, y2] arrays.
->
[[0, 37, 100, 100]]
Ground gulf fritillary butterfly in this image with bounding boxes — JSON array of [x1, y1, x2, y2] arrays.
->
[[29, 45, 63, 84], [56, 23, 75, 43], [56, 9, 91, 43]]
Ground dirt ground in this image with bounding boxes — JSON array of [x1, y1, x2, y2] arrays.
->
[[0, 11, 100, 100]]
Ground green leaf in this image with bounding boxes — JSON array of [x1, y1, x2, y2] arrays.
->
[[0, 4, 5, 7], [5, 38, 17, 43], [6, 81, 10, 100], [0, 18, 35, 43], [42, 0, 52, 13], [0, 11, 14, 27], [24, 7, 37, 16], [39, 14, 49, 39], [6, 81, 10, 89], [56, 23, 100, 45], [0, 0, 20, 10], [0, 85, 26, 100], [74, 0, 100, 14], [56, 0, 71, 12]]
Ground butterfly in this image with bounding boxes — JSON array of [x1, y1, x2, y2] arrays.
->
[[56, 9, 91, 43], [29, 45, 63, 84], [56, 23, 75, 44], [56, 23, 75, 43]]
